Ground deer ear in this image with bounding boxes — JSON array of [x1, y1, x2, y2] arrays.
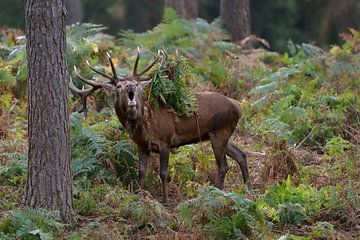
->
[[139, 79, 153, 89]]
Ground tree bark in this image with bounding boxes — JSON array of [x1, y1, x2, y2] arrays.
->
[[64, 0, 83, 25], [165, 0, 198, 19], [220, 0, 251, 42], [25, 0, 75, 223]]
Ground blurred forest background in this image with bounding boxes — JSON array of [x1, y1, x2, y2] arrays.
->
[[1, 0, 360, 51], [1, 0, 360, 239]]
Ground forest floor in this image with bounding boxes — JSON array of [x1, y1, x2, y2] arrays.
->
[[55, 131, 359, 240]]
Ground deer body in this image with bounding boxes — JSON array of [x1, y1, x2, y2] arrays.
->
[[116, 92, 239, 150], [70, 49, 250, 203]]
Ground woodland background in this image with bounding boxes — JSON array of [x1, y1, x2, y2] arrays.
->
[[1, 0, 360, 51], [0, 0, 359, 239]]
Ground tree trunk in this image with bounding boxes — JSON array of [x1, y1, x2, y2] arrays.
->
[[165, 0, 198, 19], [64, 0, 83, 25], [220, 0, 251, 42], [25, 0, 75, 223]]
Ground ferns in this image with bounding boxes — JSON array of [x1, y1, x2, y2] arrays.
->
[[149, 51, 196, 116], [246, 43, 358, 145], [66, 23, 107, 46], [0, 208, 64, 240], [178, 187, 267, 239], [70, 111, 137, 186]]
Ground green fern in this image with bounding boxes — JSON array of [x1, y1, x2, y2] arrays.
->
[[149, 52, 196, 116], [0, 208, 64, 240], [67, 23, 107, 44], [178, 187, 267, 239]]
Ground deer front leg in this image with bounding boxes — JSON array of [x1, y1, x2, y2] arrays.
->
[[159, 145, 170, 204], [138, 147, 150, 189]]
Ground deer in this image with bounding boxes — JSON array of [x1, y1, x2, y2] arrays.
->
[[69, 48, 250, 203]]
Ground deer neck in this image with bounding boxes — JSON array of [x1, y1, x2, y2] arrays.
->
[[114, 97, 149, 146]]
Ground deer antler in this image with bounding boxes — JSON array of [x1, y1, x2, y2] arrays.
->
[[133, 47, 160, 81], [159, 49, 168, 70], [70, 48, 161, 116], [69, 65, 117, 117]]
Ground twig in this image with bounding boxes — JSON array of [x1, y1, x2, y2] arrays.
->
[[246, 151, 266, 157], [295, 125, 318, 150]]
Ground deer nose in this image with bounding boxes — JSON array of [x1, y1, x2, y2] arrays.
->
[[126, 84, 136, 92]]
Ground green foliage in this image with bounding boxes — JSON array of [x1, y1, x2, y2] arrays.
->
[[169, 146, 197, 188], [310, 221, 334, 239], [70, 111, 137, 187], [259, 177, 319, 225], [259, 176, 359, 226], [0, 153, 26, 186], [324, 136, 352, 159], [74, 191, 97, 215], [178, 187, 267, 239], [73, 184, 174, 236], [0, 186, 21, 210], [0, 208, 64, 240], [169, 144, 216, 197], [149, 51, 196, 116], [121, 194, 172, 230], [246, 41, 359, 146]]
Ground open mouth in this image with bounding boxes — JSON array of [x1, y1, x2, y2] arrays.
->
[[127, 90, 136, 106], [128, 91, 134, 101]]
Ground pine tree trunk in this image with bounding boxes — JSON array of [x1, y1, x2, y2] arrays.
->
[[165, 0, 198, 19], [220, 0, 251, 42], [25, 0, 75, 223]]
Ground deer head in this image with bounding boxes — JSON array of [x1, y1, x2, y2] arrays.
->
[[69, 47, 165, 118]]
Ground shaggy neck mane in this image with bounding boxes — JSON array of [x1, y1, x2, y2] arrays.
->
[[114, 94, 150, 144]]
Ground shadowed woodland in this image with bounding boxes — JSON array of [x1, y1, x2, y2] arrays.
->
[[0, 0, 359, 239]]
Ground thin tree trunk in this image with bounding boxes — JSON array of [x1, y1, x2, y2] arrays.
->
[[220, 0, 250, 42], [25, 0, 75, 223], [165, 0, 198, 19], [64, 0, 83, 25]]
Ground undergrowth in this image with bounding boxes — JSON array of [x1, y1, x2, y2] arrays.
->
[[0, 15, 359, 240]]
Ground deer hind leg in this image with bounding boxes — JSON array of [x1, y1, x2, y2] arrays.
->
[[226, 142, 250, 188], [209, 132, 229, 189], [159, 145, 170, 204]]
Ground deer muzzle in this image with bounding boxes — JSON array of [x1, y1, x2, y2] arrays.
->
[[127, 86, 136, 106]]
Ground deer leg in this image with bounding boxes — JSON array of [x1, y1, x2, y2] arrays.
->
[[226, 142, 250, 188], [159, 145, 170, 204], [209, 132, 229, 189], [138, 147, 150, 189]]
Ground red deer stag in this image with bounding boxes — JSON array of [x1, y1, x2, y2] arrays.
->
[[69, 49, 250, 203]]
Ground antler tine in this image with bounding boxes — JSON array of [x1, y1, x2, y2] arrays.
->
[[69, 76, 100, 118], [138, 75, 153, 82], [137, 53, 159, 77], [133, 46, 141, 76], [106, 52, 123, 82], [159, 50, 168, 69], [74, 66, 112, 88], [175, 48, 179, 64], [85, 60, 114, 81]]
